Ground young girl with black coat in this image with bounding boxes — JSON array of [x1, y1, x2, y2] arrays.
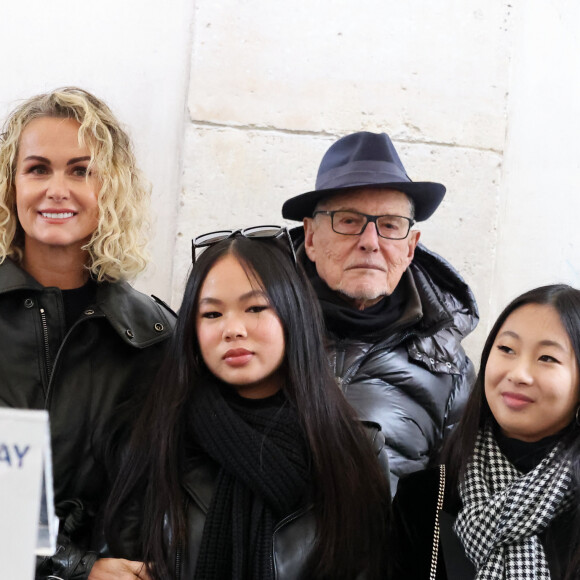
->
[[100, 227, 391, 580]]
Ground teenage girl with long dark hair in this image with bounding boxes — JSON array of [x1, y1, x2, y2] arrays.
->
[[393, 284, 580, 579], [101, 226, 391, 580]]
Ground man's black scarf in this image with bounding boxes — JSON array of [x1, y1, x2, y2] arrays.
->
[[190, 380, 310, 579]]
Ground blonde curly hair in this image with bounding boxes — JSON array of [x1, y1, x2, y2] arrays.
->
[[0, 87, 151, 282]]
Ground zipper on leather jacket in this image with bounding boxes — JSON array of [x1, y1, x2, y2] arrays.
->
[[173, 499, 188, 579], [43, 309, 104, 408], [175, 544, 182, 580], [39, 308, 52, 380]]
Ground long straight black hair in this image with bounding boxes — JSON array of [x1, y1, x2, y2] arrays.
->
[[442, 284, 580, 579], [105, 235, 390, 579]]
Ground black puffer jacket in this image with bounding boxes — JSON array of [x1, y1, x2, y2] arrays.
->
[[0, 258, 175, 578], [294, 234, 479, 492]]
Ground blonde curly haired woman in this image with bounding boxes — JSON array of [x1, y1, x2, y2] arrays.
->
[[0, 87, 174, 580]]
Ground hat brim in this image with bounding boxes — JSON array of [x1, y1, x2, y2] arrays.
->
[[282, 181, 446, 222]]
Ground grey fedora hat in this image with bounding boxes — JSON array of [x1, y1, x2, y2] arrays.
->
[[282, 132, 446, 222]]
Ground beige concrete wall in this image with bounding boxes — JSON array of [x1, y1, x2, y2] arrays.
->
[[490, 0, 580, 329]]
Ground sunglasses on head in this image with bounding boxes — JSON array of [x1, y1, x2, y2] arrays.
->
[[191, 225, 297, 265]]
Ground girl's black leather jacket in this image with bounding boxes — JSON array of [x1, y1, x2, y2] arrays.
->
[[113, 423, 389, 580]]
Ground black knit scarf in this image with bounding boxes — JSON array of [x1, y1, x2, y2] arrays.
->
[[190, 380, 310, 580]]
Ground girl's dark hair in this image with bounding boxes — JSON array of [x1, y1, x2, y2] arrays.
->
[[441, 284, 580, 579], [105, 235, 390, 579]]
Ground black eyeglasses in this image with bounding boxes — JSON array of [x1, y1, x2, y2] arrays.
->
[[312, 210, 415, 240], [191, 225, 297, 264]]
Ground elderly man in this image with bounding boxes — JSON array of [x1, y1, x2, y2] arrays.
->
[[282, 131, 478, 491]]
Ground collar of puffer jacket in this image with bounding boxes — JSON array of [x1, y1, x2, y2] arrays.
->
[[0, 258, 175, 348], [409, 244, 479, 339], [289, 226, 479, 340]]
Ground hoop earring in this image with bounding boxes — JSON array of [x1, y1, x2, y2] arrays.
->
[[576, 405, 580, 427]]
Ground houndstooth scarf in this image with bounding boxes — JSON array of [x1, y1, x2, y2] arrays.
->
[[454, 423, 573, 579]]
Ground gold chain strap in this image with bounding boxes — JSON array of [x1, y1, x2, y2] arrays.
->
[[429, 464, 446, 580]]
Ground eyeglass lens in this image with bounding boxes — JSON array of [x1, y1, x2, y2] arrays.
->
[[332, 211, 411, 239], [242, 226, 284, 238], [194, 231, 235, 247]]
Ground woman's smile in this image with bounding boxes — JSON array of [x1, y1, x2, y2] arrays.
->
[[15, 117, 100, 257], [500, 391, 534, 410], [38, 209, 77, 221]]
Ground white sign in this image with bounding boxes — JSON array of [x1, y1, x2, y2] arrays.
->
[[0, 408, 57, 579]]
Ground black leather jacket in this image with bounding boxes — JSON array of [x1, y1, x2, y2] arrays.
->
[[292, 230, 479, 492], [114, 424, 389, 580], [0, 259, 175, 579]]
